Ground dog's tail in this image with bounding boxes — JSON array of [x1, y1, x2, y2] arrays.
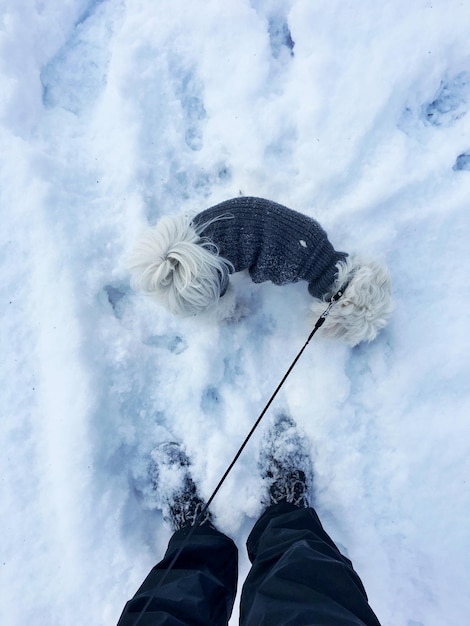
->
[[310, 255, 393, 346], [128, 214, 232, 316]]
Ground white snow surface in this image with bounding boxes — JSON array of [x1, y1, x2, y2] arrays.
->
[[1, 1, 470, 625]]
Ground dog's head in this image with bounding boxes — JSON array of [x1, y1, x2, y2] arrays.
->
[[310, 255, 393, 346]]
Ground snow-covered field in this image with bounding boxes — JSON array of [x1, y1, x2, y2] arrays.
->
[[1, 1, 470, 624]]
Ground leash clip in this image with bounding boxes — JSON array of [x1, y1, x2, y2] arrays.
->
[[330, 280, 350, 303]]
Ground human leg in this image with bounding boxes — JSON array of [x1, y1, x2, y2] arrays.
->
[[239, 414, 381, 626], [240, 502, 380, 626], [117, 443, 238, 626], [117, 523, 237, 626]]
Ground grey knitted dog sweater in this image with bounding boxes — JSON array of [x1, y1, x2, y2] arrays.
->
[[192, 197, 347, 299]]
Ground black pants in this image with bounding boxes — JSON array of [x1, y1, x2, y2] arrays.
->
[[117, 502, 381, 626]]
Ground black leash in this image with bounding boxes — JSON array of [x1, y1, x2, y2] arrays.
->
[[130, 286, 346, 625]]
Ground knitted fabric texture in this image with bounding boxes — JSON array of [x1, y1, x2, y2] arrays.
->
[[192, 197, 347, 299]]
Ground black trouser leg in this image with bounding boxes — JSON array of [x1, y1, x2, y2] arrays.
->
[[117, 524, 238, 626], [239, 502, 381, 626]]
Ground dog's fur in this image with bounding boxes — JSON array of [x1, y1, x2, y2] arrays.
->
[[128, 209, 392, 345], [128, 214, 233, 316], [309, 255, 393, 345]]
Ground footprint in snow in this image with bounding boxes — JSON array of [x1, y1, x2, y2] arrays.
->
[[103, 283, 129, 319], [143, 334, 188, 354], [422, 71, 470, 127], [453, 152, 470, 171], [268, 15, 295, 60], [200, 385, 223, 414]]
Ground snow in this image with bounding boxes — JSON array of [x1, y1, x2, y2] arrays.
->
[[1, 1, 469, 624]]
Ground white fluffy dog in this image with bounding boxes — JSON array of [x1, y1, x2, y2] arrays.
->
[[128, 197, 393, 346]]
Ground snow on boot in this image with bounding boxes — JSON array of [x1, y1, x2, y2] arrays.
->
[[259, 414, 313, 509], [147, 442, 213, 531]]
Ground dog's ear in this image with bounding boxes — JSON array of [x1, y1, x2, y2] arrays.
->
[[310, 255, 393, 345]]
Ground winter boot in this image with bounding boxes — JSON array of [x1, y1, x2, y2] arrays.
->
[[147, 442, 213, 531], [259, 414, 313, 509]]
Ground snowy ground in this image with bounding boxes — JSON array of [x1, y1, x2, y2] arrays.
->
[[1, 1, 470, 624]]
